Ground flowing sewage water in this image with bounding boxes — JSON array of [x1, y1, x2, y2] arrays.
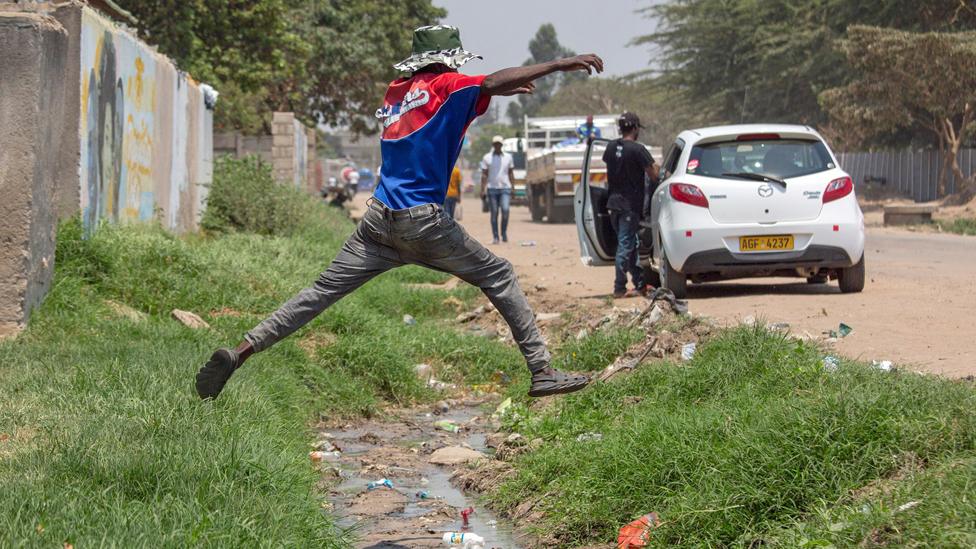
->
[[321, 404, 524, 548]]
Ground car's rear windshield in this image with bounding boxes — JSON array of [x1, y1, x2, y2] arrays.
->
[[687, 139, 835, 179]]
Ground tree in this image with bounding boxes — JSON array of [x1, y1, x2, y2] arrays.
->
[[506, 23, 578, 125], [821, 26, 976, 196], [115, 0, 444, 134], [634, 0, 976, 130], [297, 0, 446, 135]]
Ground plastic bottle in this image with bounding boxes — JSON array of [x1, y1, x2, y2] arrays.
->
[[461, 506, 474, 528], [434, 420, 461, 433], [366, 478, 393, 490], [441, 532, 485, 549]]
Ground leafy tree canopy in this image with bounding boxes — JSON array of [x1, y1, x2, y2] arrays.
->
[[506, 23, 581, 125], [116, 0, 444, 134], [636, 0, 976, 132], [821, 26, 976, 194]]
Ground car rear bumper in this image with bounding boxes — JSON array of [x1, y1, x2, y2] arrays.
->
[[659, 196, 865, 273], [681, 245, 856, 276]]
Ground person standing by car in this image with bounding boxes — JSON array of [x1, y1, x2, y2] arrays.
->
[[480, 136, 515, 243], [444, 163, 462, 219], [603, 112, 659, 298], [194, 24, 603, 401]]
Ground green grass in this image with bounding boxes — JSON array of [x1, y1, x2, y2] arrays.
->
[[0, 189, 526, 546], [488, 326, 976, 547], [775, 456, 976, 548], [4, 159, 975, 546], [937, 218, 976, 236]]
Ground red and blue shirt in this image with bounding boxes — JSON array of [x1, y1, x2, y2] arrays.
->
[[373, 72, 490, 209]]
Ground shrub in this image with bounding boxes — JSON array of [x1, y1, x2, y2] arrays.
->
[[202, 155, 318, 236]]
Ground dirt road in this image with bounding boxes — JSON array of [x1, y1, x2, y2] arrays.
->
[[352, 194, 974, 377]]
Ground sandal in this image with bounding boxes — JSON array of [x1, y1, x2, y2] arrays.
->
[[528, 367, 590, 398], [195, 348, 239, 400]]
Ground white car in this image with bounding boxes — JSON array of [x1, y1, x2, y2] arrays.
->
[[575, 124, 865, 298]]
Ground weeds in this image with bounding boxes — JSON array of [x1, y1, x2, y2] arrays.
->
[[487, 326, 976, 547], [0, 173, 511, 545], [201, 155, 318, 236], [937, 218, 976, 236]]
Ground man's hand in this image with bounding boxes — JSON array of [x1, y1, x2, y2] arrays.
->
[[557, 54, 604, 75]]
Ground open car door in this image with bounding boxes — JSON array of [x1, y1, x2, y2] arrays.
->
[[574, 137, 617, 266]]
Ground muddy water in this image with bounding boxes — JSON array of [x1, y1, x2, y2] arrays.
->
[[320, 404, 524, 548]]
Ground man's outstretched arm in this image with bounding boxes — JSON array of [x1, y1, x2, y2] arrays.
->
[[481, 54, 604, 96]]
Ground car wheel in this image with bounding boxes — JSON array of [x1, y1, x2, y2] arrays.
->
[[807, 273, 829, 284], [660, 248, 687, 299], [544, 182, 556, 223], [838, 256, 865, 293], [528, 186, 543, 222]]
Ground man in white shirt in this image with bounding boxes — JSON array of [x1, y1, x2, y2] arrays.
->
[[480, 135, 515, 243]]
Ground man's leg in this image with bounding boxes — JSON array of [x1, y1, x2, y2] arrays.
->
[[196, 215, 402, 399], [500, 189, 511, 242], [444, 197, 457, 219], [406, 214, 588, 396], [622, 212, 644, 290], [610, 211, 629, 296], [487, 189, 500, 242]]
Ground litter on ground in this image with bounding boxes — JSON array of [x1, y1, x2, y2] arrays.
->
[[617, 512, 661, 548]]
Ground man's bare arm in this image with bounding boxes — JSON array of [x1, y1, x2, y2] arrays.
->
[[646, 163, 660, 182], [481, 54, 604, 97]]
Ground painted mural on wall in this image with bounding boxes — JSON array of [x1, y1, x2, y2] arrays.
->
[[79, 8, 213, 234]]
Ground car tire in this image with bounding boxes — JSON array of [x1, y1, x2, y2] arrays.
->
[[660, 248, 687, 299], [807, 274, 829, 284], [544, 182, 556, 223], [838, 256, 865, 294], [528, 186, 543, 222]]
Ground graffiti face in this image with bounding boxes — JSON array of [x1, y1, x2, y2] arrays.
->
[[83, 30, 124, 232]]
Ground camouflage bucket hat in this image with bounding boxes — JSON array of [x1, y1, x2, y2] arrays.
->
[[393, 25, 482, 72]]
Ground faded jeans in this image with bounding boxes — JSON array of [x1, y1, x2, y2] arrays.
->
[[486, 188, 511, 241], [610, 209, 643, 293], [245, 199, 550, 372]]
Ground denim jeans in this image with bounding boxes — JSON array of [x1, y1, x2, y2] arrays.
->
[[245, 199, 550, 372], [610, 209, 643, 293], [443, 196, 458, 219], [487, 188, 511, 241]]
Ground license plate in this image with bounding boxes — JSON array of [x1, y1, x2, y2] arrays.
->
[[739, 235, 794, 251]]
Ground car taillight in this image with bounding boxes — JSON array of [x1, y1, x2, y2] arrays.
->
[[670, 183, 709, 208], [823, 176, 853, 203]]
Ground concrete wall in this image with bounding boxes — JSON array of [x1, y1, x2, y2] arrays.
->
[[69, 5, 213, 233], [272, 112, 318, 193], [0, 12, 68, 337], [213, 133, 274, 165], [0, 1, 214, 338], [216, 113, 320, 193]]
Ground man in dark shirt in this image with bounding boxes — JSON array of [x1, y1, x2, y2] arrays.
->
[[602, 112, 659, 298]]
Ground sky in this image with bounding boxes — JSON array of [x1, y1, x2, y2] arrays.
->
[[431, 0, 657, 78]]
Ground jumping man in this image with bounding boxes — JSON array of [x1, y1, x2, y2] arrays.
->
[[195, 25, 604, 400]]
